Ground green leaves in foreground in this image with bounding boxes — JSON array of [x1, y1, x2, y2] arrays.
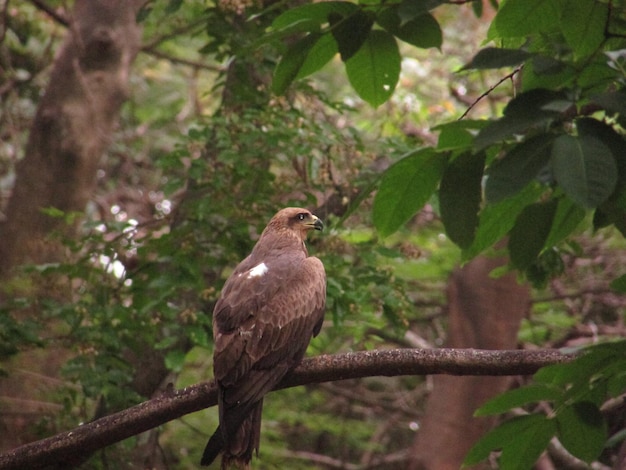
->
[[465, 341, 626, 469], [439, 152, 484, 249], [270, 1, 442, 106], [373, 149, 446, 237]]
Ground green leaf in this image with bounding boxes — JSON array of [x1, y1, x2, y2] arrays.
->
[[556, 402, 607, 463], [377, 8, 442, 49], [504, 89, 571, 117], [296, 33, 338, 80], [435, 120, 488, 151], [345, 30, 400, 107], [439, 152, 485, 249], [397, 0, 447, 21], [272, 34, 323, 95], [165, 349, 187, 373], [485, 134, 554, 203], [559, 0, 608, 58], [475, 89, 566, 148], [330, 10, 373, 61], [607, 369, 626, 398], [464, 414, 555, 468], [592, 91, 626, 118], [461, 47, 531, 70], [551, 133, 618, 209], [463, 183, 544, 260], [508, 199, 558, 270], [543, 197, 586, 248], [534, 343, 626, 387], [499, 414, 556, 470], [610, 274, 626, 293], [475, 384, 562, 417], [165, 0, 183, 14], [271, 1, 358, 31], [373, 149, 446, 237], [136, 5, 153, 22], [492, 0, 559, 38]]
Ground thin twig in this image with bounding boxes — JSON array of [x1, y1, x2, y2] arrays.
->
[[458, 65, 523, 120], [27, 0, 69, 27]]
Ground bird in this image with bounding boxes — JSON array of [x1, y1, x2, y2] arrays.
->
[[201, 207, 327, 468]]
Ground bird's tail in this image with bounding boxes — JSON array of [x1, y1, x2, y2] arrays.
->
[[200, 400, 264, 468]]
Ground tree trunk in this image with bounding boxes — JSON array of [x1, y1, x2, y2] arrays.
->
[[0, 0, 143, 278], [0, 0, 143, 451], [409, 254, 531, 470]]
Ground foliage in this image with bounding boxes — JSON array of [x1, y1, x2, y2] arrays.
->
[[263, 0, 626, 467], [265, 0, 626, 287], [465, 340, 626, 469], [3, 0, 626, 468]]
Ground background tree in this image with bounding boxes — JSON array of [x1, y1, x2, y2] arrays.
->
[[1, 0, 626, 469]]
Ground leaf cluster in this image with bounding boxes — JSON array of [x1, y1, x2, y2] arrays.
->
[[465, 341, 626, 469], [360, 0, 626, 288], [269, 0, 443, 107]]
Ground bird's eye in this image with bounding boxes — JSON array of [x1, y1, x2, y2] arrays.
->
[[297, 213, 307, 221]]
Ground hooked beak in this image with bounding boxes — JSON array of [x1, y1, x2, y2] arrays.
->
[[311, 215, 324, 231]]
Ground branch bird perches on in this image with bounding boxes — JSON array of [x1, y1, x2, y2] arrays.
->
[[0, 348, 573, 470]]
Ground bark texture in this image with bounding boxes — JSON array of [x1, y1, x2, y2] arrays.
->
[[0, 0, 142, 277], [410, 254, 531, 470], [0, 0, 143, 451]]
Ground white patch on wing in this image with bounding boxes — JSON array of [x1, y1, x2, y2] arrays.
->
[[246, 262, 268, 279]]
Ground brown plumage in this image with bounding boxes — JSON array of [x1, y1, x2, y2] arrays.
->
[[201, 208, 326, 468]]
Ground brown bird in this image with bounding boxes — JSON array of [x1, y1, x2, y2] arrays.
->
[[201, 207, 326, 468]]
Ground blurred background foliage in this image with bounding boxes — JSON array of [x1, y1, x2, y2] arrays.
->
[[2, 0, 626, 468]]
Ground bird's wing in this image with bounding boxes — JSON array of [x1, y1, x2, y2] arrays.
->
[[212, 253, 326, 407]]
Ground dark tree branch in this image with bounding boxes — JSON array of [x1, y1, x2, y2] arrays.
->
[[0, 348, 573, 470]]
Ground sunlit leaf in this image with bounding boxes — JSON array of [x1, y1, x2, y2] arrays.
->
[[543, 197, 586, 248], [296, 33, 338, 79], [272, 34, 323, 95], [492, 0, 559, 38], [463, 183, 544, 260], [435, 120, 488, 151], [373, 149, 446, 237], [560, 0, 608, 58], [345, 30, 400, 107]]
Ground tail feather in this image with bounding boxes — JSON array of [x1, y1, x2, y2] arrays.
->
[[200, 401, 264, 468], [200, 425, 224, 466]]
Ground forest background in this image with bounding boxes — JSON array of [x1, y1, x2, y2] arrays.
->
[[1, 0, 626, 469]]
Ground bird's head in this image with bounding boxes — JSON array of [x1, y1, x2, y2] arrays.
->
[[265, 207, 324, 242]]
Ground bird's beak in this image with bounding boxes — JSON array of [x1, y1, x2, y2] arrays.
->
[[311, 215, 324, 231]]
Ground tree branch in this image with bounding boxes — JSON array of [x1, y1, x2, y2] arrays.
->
[[0, 348, 573, 470]]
